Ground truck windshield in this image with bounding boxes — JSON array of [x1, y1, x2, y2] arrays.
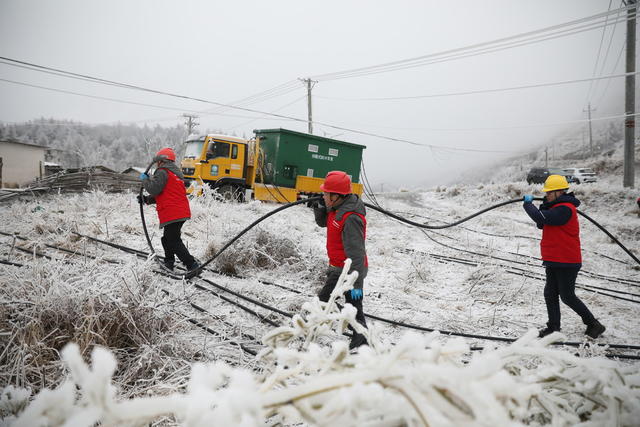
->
[[183, 141, 204, 158]]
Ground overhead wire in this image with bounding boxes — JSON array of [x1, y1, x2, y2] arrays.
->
[[590, 0, 625, 102], [0, 57, 519, 154], [227, 93, 307, 131], [584, 0, 615, 105], [0, 77, 297, 122], [309, 110, 640, 133], [316, 71, 640, 101], [1, 7, 635, 153], [309, 5, 636, 81], [596, 40, 627, 106]]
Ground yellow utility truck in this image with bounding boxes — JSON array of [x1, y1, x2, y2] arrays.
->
[[180, 128, 366, 202]]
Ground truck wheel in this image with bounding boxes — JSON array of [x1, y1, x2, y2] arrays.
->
[[218, 184, 244, 202], [218, 185, 235, 201]]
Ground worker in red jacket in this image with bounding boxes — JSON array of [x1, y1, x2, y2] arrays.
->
[[312, 171, 368, 350], [139, 147, 199, 272], [523, 175, 605, 339]]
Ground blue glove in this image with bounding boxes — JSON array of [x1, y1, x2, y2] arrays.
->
[[350, 288, 363, 300], [139, 173, 149, 181], [523, 194, 534, 203]]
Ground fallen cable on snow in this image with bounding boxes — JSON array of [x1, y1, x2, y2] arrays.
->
[[6, 261, 640, 427]]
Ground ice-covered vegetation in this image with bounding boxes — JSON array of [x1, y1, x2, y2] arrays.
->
[[5, 266, 640, 426], [1, 174, 639, 425]]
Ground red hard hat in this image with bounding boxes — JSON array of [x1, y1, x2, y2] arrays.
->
[[155, 147, 176, 162], [320, 171, 352, 195]]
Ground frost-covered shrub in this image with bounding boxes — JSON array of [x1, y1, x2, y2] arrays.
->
[[8, 265, 640, 427], [0, 258, 196, 398], [206, 228, 302, 275]]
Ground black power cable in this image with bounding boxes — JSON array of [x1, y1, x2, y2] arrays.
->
[[363, 199, 640, 266], [13, 230, 637, 357]]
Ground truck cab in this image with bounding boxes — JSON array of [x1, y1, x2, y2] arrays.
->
[[181, 134, 254, 199]]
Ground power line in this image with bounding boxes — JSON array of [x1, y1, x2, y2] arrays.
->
[[3, 73, 637, 138], [316, 71, 640, 101], [584, 0, 614, 104], [317, 15, 632, 81], [312, 111, 640, 133], [591, 1, 625, 101], [0, 57, 519, 153], [227, 94, 307, 131], [0, 77, 297, 122], [596, 40, 627, 105], [309, 5, 636, 81], [201, 80, 302, 115]]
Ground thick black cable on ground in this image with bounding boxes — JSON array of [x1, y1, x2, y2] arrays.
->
[[69, 232, 640, 351], [8, 231, 639, 358], [139, 189, 322, 279], [364, 199, 640, 266], [136, 193, 640, 352]]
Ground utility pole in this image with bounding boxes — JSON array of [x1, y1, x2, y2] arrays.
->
[[300, 78, 316, 134], [583, 102, 596, 158], [623, 0, 636, 188], [181, 114, 199, 136], [545, 147, 548, 167]]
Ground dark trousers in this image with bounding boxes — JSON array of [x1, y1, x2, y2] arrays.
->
[[161, 221, 195, 267], [318, 267, 367, 331], [544, 266, 595, 330]]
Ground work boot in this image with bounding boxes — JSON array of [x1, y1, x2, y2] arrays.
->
[[349, 333, 368, 350], [538, 326, 560, 338], [186, 260, 201, 272], [585, 320, 606, 339], [163, 262, 174, 272]]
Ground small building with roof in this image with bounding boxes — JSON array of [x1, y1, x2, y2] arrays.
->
[[0, 139, 48, 188]]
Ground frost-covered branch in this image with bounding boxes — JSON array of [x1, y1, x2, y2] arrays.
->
[[6, 262, 639, 427]]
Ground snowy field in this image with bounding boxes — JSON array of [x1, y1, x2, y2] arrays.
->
[[1, 180, 639, 426]]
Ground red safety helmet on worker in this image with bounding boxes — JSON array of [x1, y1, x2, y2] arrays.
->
[[320, 171, 352, 195], [154, 147, 176, 162]]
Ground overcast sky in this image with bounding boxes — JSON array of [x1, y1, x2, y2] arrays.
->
[[0, 0, 634, 188]]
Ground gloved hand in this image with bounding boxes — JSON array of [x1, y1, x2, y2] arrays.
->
[[137, 194, 154, 205], [523, 194, 534, 203], [306, 197, 325, 209], [350, 288, 363, 300], [139, 172, 149, 181]]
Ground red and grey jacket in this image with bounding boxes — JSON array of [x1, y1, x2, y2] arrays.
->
[[142, 161, 191, 227], [523, 193, 582, 266], [314, 194, 368, 288]]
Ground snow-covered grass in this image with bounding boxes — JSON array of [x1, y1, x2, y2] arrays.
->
[[5, 267, 640, 426], [1, 178, 639, 425]]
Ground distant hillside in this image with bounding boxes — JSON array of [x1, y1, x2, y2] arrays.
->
[[0, 119, 230, 171], [457, 121, 638, 186]]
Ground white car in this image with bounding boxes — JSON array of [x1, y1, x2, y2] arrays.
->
[[562, 167, 598, 184]]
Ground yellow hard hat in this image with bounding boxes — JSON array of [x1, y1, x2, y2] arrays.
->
[[542, 174, 569, 192]]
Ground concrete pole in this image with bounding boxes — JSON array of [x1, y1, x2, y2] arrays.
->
[[623, 0, 636, 188], [304, 78, 316, 135], [583, 103, 595, 158]]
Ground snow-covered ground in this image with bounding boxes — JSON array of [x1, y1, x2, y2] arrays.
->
[[1, 179, 639, 426]]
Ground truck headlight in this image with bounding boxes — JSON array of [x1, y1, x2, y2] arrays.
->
[[210, 165, 218, 176]]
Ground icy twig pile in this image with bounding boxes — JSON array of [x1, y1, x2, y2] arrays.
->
[[6, 263, 640, 426]]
